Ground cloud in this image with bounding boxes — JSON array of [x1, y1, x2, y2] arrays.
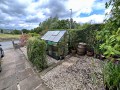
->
[[74, 14, 105, 23], [0, 0, 107, 30]]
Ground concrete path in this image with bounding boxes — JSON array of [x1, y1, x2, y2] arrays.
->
[[0, 49, 50, 90]]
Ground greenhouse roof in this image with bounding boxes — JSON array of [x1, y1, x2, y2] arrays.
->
[[41, 30, 66, 42]]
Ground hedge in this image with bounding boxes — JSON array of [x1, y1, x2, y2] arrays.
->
[[68, 24, 102, 52], [27, 37, 47, 70]]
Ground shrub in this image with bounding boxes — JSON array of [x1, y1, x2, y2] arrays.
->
[[27, 37, 47, 70], [68, 24, 101, 51], [19, 34, 30, 47], [103, 61, 120, 90], [68, 30, 78, 50], [28, 33, 39, 37]]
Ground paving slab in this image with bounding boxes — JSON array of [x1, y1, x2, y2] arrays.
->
[[0, 73, 17, 90], [0, 49, 51, 90], [5, 83, 18, 90], [19, 74, 42, 90], [16, 68, 34, 82]]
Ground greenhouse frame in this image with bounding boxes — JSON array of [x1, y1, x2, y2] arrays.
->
[[41, 30, 68, 60]]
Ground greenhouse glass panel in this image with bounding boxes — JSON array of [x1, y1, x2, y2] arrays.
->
[[53, 31, 66, 42], [41, 30, 66, 42]]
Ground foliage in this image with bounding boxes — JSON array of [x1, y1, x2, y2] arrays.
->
[[57, 19, 69, 29], [19, 34, 30, 47], [11, 29, 21, 34], [68, 24, 102, 51], [99, 28, 120, 57], [97, 0, 120, 57], [98, 0, 120, 89], [0, 29, 3, 33], [105, 0, 120, 31], [69, 30, 78, 50], [22, 29, 30, 34], [27, 37, 47, 70], [0, 34, 20, 42], [31, 27, 43, 34], [103, 61, 120, 89], [28, 33, 39, 37], [30, 16, 82, 34]]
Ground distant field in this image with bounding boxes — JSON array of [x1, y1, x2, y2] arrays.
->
[[0, 34, 20, 41]]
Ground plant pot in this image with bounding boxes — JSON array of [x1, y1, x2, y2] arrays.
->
[[71, 49, 76, 55], [87, 51, 94, 56], [94, 53, 100, 59], [77, 43, 86, 55], [112, 55, 120, 58], [113, 59, 120, 64], [105, 85, 117, 90], [99, 54, 106, 60], [105, 85, 109, 90]]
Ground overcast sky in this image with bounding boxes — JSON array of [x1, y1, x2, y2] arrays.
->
[[0, 0, 110, 30]]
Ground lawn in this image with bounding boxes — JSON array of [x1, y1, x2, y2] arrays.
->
[[0, 34, 20, 41]]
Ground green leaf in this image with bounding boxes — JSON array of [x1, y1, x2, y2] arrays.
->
[[116, 36, 120, 41]]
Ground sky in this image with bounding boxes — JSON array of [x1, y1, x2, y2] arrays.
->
[[0, 0, 110, 30]]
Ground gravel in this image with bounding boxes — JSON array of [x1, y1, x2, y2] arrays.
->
[[41, 56, 105, 90]]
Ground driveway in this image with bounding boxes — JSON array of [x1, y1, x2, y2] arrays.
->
[[0, 49, 50, 90]]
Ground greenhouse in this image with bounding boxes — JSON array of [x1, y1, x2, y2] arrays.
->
[[41, 30, 68, 60]]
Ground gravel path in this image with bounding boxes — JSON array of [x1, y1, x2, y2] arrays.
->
[[41, 56, 105, 90]]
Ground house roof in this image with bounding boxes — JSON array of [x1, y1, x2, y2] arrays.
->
[[41, 30, 66, 42]]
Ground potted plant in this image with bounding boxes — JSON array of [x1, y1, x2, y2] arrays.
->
[[86, 45, 94, 56], [71, 47, 76, 55], [94, 47, 100, 59], [69, 30, 78, 55]]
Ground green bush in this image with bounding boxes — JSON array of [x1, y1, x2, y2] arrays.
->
[[28, 33, 39, 37], [103, 61, 120, 89], [27, 37, 47, 70], [68, 24, 101, 51], [68, 30, 78, 50]]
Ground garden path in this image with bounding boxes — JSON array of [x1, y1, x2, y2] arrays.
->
[[0, 49, 50, 90], [41, 56, 105, 90]]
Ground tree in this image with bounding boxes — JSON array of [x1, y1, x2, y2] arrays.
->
[[11, 29, 21, 34], [97, 0, 120, 56], [0, 29, 3, 33], [57, 20, 69, 29], [22, 29, 30, 34], [31, 16, 82, 34], [105, 0, 120, 31]]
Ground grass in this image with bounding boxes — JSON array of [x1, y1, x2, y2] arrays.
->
[[0, 34, 20, 41]]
